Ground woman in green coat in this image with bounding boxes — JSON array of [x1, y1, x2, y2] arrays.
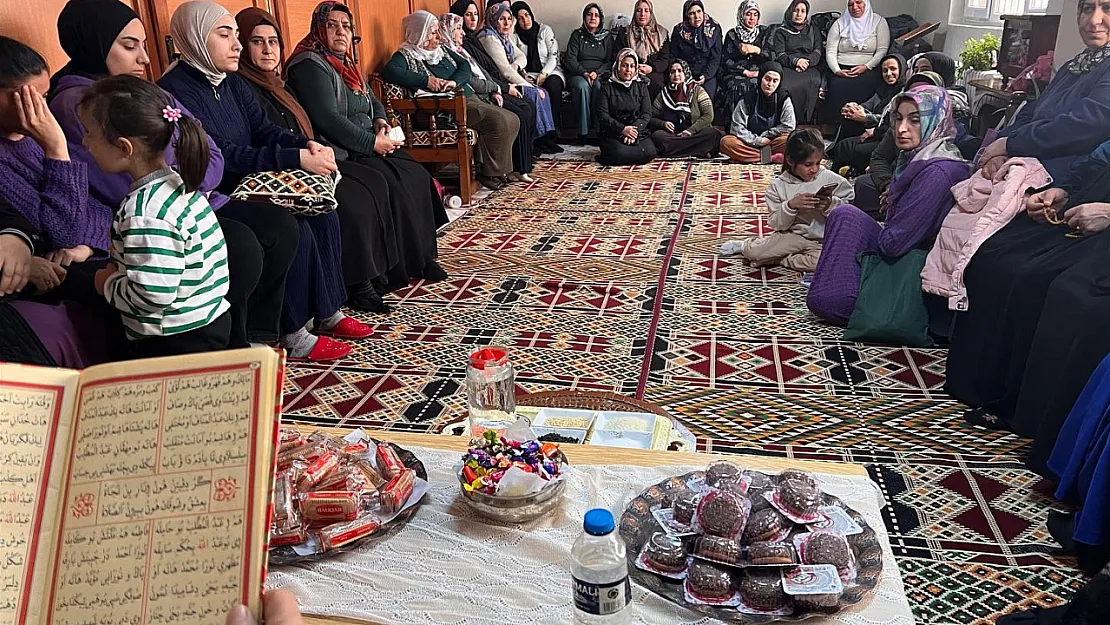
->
[[649, 59, 721, 158], [383, 11, 521, 191]]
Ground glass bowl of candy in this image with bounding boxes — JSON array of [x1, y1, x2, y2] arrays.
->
[[458, 430, 569, 523]]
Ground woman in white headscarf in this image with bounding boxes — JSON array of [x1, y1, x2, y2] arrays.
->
[[822, 0, 889, 124], [382, 10, 523, 190]]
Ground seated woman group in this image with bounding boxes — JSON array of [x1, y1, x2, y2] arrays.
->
[[0, 0, 452, 365]]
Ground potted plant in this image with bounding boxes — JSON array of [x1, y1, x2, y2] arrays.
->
[[959, 33, 1002, 87]]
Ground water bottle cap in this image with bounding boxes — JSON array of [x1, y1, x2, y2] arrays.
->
[[469, 346, 509, 370], [583, 508, 615, 535]]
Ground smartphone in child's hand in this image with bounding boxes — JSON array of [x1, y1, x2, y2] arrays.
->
[[816, 183, 838, 197]]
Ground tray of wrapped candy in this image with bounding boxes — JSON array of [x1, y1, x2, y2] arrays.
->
[[458, 426, 569, 523], [269, 428, 430, 565], [619, 462, 883, 621]]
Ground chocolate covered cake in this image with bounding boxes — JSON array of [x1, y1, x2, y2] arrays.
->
[[748, 541, 795, 565], [739, 570, 789, 610], [686, 561, 733, 600], [695, 535, 741, 564], [644, 532, 687, 573], [803, 532, 851, 570], [742, 508, 787, 543]]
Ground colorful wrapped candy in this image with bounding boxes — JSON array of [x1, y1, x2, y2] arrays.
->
[[380, 468, 416, 515], [376, 442, 406, 481], [301, 490, 361, 524], [460, 430, 566, 496], [315, 514, 382, 551]]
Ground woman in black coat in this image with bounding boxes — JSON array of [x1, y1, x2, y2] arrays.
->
[[770, 0, 824, 123], [596, 49, 657, 166], [717, 0, 769, 125]]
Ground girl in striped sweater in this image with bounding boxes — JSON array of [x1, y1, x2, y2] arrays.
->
[[81, 75, 232, 358]]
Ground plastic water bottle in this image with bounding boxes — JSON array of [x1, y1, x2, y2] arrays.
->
[[571, 509, 631, 624]]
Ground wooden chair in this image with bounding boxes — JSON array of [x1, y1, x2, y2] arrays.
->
[[370, 75, 478, 205]]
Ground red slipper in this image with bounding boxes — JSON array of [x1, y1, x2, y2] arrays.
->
[[303, 336, 352, 361], [319, 316, 373, 339]]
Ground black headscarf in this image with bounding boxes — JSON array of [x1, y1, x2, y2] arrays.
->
[[578, 3, 609, 43], [918, 51, 957, 87], [780, 0, 811, 35], [875, 53, 908, 103], [745, 61, 789, 120], [450, 0, 482, 32], [49, 0, 140, 97], [510, 1, 543, 74]]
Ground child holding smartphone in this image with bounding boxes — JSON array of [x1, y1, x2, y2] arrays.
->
[[722, 128, 853, 273]]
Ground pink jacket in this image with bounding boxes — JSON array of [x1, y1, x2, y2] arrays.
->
[[921, 157, 1052, 311]]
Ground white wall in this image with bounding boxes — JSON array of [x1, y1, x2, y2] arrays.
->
[[534, 0, 919, 51], [1054, 0, 1083, 69]]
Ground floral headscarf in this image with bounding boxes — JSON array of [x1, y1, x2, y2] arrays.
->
[[628, 0, 667, 60], [609, 47, 639, 87], [891, 84, 965, 180], [478, 3, 515, 61], [439, 12, 487, 80], [735, 0, 762, 45], [676, 0, 720, 53], [289, 1, 366, 95]]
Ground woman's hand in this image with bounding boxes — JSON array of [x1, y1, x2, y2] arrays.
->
[[0, 233, 32, 295], [796, 59, 810, 72], [842, 103, 867, 122], [757, 137, 771, 147], [678, 130, 691, 137], [1063, 203, 1110, 233], [15, 85, 69, 161], [47, 245, 94, 266], [373, 128, 401, 156], [835, 70, 851, 78], [849, 64, 869, 77], [978, 137, 1009, 178], [586, 71, 598, 84], [788, 193, 820, 211], [638, 64, 652, 76], [492, 92, 504, 106], [427, 76, 448, 92], [226, 590, 305, 625], [860, 127, 874, 141], [621, 125, 638, 145], [663, 121, 676, 134], [27, 257, 65, 293], [743, 69, 759, 78], [94, 262, 118, 295], [694, 75, 706, 85], [1026, 187, 1069, 222], [508, 85, 522, 98], [536, 72, 548, 86], [740, 43, 761, 55], [299, 149, 337, 175]]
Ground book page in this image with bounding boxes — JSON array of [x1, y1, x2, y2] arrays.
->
[[0, 365, 79, 625], [43, 348, 279, 625]]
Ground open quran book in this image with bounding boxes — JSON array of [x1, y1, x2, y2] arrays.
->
[[0, 347, 283, 625]]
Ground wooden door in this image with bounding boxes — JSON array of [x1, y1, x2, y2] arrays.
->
[[349, 0, 409, 75], [410, 0, 449, 17], [273, 0, 344, 62], [0, 0, 145, 78], [146, 0, 272, 71]]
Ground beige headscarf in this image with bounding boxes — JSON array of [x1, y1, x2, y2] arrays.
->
[[400, 10, 445, 65], [169, 0, 232, 86]]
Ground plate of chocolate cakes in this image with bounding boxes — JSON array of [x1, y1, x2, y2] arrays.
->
[[620, 462, 884, 622]]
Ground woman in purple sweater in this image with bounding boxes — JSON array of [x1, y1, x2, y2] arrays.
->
[[807, 84, 969, 325], [45, 0, 302, 354]]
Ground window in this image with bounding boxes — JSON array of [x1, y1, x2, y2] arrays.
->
[[964, 0, 1049, 21]]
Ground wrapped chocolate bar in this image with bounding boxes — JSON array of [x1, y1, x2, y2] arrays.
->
[[380, 468, 416, 515], [315, 513, 382, 551], [298, 450, 340, 490], [271, 520, 308, 547], [273, 471, 295, 523], [279, 428, 305, 452], [376, 442, 406, 481], [301, 490, 361, 524]]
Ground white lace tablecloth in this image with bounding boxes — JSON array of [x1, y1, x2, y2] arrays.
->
[[267, 447, 914, 625]]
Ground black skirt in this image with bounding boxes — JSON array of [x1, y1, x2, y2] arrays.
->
[[946, 215, 1110, 424], [778, 67, 823, 124], [349, 148, 446, 287], [335, 160, 401, 286], [822, 71, 878, 125]]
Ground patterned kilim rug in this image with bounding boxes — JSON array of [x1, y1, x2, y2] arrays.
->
[[281, 159, 1088, 624]]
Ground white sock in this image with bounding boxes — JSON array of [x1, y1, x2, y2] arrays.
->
[[317, 311, 346, 331], [720, 240, 746, 256], [281, 328, 319, 358]]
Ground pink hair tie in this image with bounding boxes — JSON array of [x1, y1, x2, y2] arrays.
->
[[162, 106, 182, 123]]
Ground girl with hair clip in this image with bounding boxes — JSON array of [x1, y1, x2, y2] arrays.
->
[[80, 76, 232, 358]]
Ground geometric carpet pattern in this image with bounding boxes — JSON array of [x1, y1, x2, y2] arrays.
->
[[280, 158, 1088, 623]]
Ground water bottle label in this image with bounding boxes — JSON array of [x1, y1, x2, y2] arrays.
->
[[572, 576, 630, 616]]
